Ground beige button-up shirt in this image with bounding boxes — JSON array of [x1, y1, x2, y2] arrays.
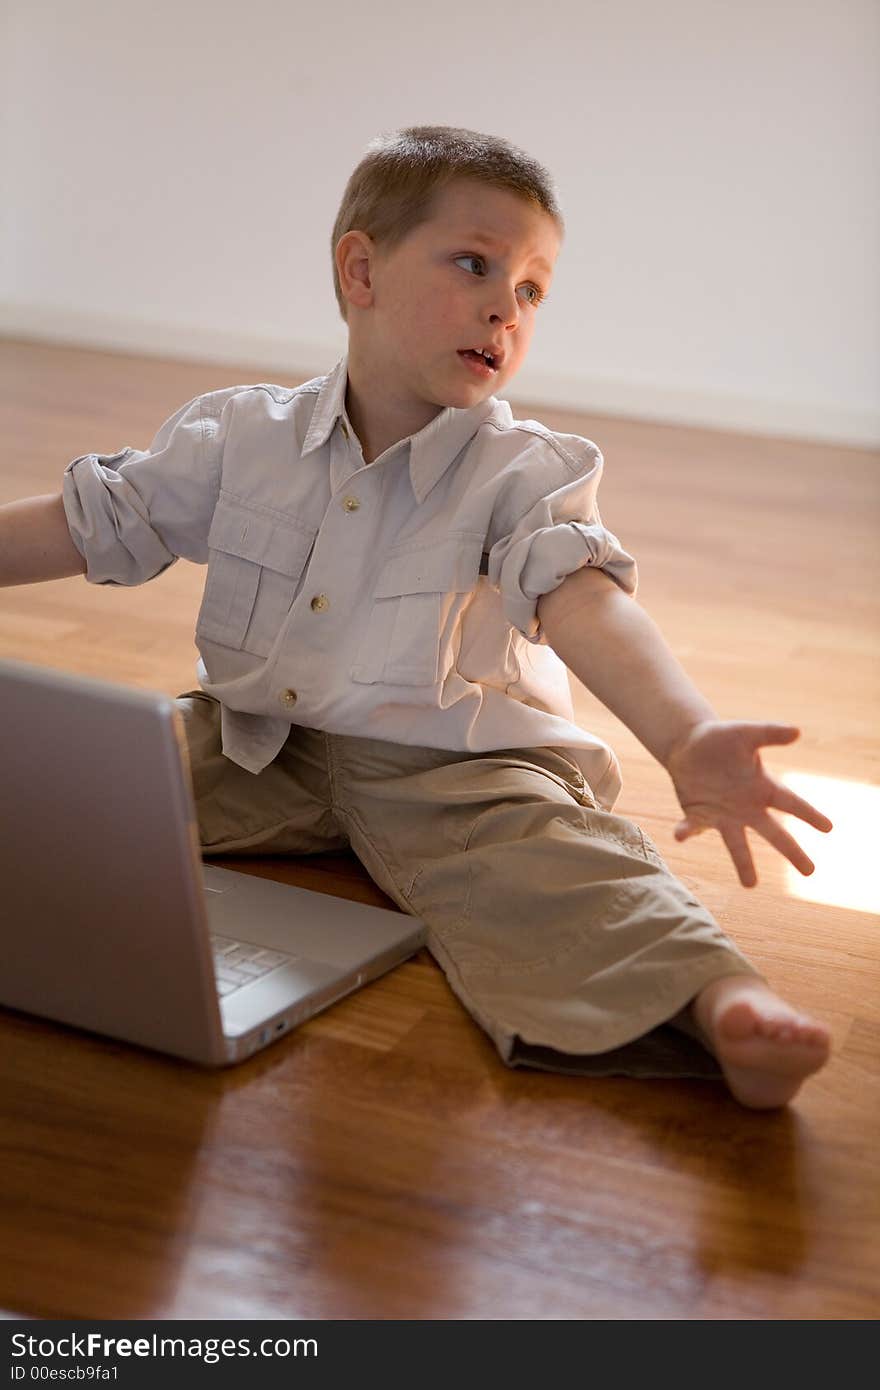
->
[[62, 355, 638, 810]]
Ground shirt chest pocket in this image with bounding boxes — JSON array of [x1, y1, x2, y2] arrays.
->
[[352, 534, 484, 686], [196, 496, 317, 658]]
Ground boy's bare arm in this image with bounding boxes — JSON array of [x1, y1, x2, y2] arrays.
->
[[537, 566, 716, 769], [537, 565, 833, 886], [0, 492, 87, 587]]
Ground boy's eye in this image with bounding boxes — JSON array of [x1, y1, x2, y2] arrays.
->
[[454, 254, 545, 307], [456, 254, 485, 276]]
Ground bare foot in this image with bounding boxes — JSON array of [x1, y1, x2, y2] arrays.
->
[[686, 974, 831, 1109]]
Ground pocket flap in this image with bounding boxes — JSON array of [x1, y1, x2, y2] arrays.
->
[[207, 496, 316, 577], [373, 535, 483, 598]]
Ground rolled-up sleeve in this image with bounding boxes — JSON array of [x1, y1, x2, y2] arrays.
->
[[487, 432, 638, 644], [61, 389, 232, 585]]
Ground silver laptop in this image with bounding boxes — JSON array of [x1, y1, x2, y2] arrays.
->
[[0, 656, 426, 1066]]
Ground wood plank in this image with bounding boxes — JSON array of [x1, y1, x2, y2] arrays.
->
[[0, 336, 877, 1320]]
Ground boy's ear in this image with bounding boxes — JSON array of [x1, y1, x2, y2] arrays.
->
[[336, 230, 377, 311]]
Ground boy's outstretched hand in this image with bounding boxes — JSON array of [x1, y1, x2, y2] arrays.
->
[[664, 720, 834, 888]]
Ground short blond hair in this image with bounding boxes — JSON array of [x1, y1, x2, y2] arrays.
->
[[330, 124, 565, 323]]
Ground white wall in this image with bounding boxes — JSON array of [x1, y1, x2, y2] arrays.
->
[[2, 0, 877, 446]]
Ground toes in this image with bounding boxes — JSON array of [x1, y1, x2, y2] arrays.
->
[[727, 1009, 829, 1049], [756, 1016, 788, 1039], [711, 990, 830, 1055], [762, 1017, 828, 1048], [716, 999, 760, 1040]]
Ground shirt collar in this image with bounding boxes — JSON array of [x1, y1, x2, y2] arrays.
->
[[301, 353, 500, 504]]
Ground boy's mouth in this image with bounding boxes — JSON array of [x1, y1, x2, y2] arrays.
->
[[457, 345, 504, 371]]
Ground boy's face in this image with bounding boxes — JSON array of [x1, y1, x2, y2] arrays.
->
[[339, 178, 561, 421]]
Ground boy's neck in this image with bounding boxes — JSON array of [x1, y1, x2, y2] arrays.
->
[[344, 359, 444, 466]]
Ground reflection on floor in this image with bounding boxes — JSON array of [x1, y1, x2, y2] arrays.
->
[[780, 771, 880, 915]]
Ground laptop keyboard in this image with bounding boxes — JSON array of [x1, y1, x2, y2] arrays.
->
[[211, 934, 296, 997]]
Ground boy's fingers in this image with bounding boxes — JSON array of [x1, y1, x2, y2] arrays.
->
[[770, 786, 834, 833], [753, 812, 816, 876], [674, 815, 711, 841], [739, 722, 801, 751], [756, 724, 801, 745], [719, 823, 757, 888]]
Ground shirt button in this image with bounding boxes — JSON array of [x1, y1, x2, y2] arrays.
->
[[279, 688, 298, 707], [310, 594, 329, 612], [343, 495, 360, 511], [340, 421, 349, 439]]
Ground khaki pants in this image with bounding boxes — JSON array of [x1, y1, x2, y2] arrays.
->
[[178, 691, 763, 1080]]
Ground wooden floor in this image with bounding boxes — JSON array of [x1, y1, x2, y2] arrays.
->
[[1, 337, 878, 1319]]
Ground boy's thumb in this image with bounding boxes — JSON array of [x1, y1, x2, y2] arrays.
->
[[674, 817, 704, 841]]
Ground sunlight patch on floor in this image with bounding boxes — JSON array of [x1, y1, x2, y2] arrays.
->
[[779, 771, 880, 915]]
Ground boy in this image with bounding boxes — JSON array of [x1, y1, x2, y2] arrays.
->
[[0, 125, 834, 1108]]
